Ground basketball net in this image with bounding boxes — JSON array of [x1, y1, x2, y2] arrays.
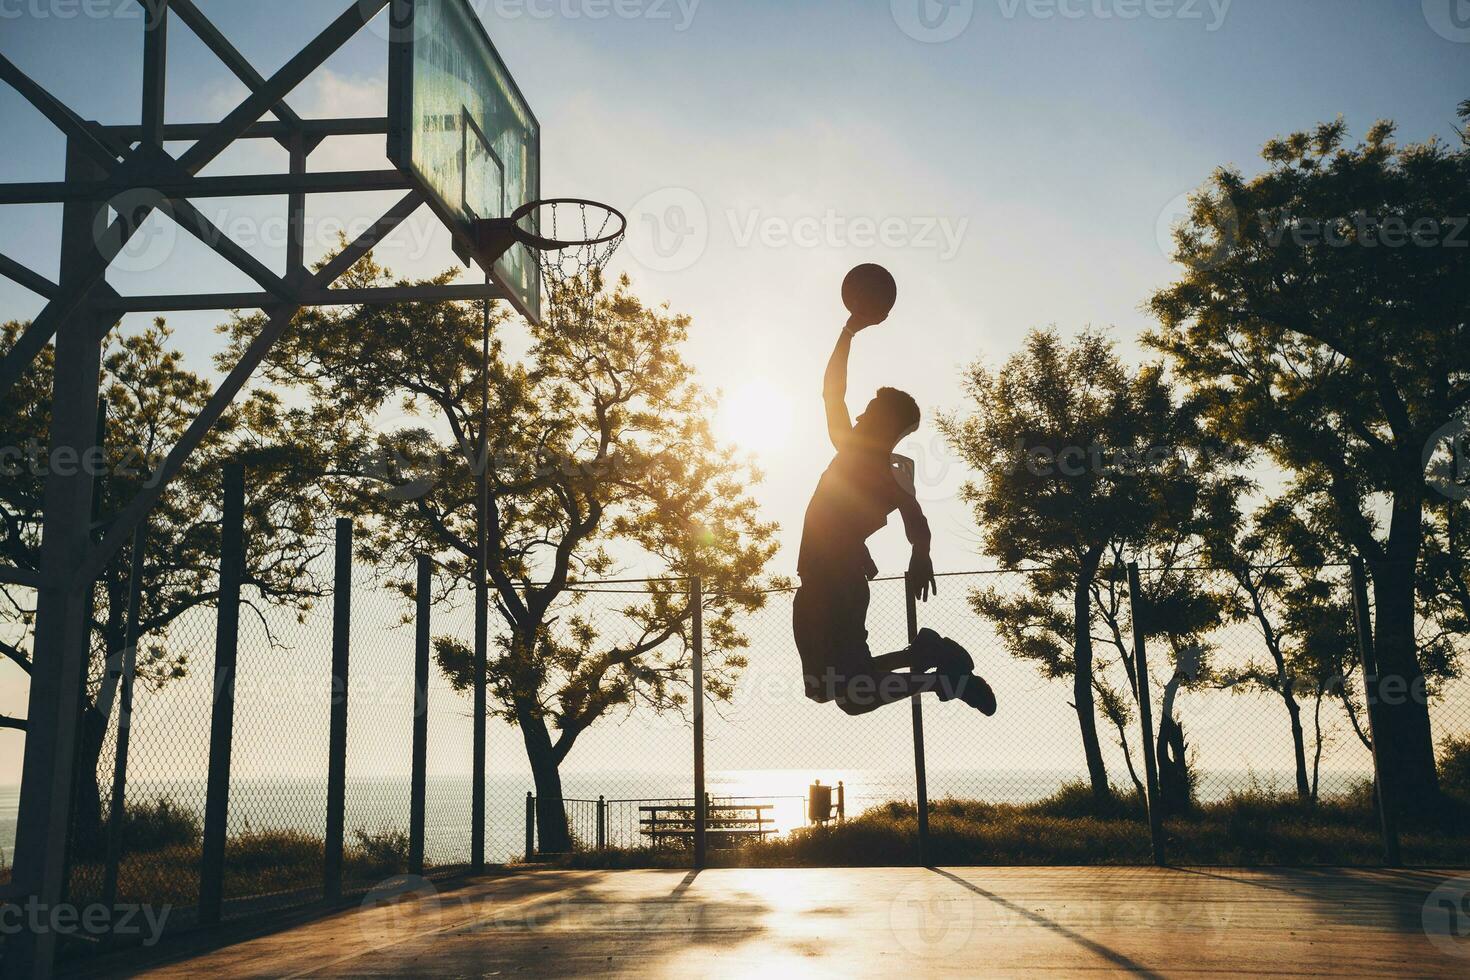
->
[[536, 201, 625, 330]]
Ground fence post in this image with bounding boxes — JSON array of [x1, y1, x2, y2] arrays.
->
[[324, 518, 353, 899], [691, 577, 707, 870], [199, 462, 244, 925], [409, 555, 431, 876], [837, 780, 845, 823], [101, 523, 147, 916], [905, 574, 930, 867], [597, 796, 607, 850], [1349, 557, 1401, 868], [1126, 562, 1168, 867], [524, 791, 535, 861]]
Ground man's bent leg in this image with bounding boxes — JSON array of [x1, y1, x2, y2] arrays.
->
[[835, 670, 974, 716]]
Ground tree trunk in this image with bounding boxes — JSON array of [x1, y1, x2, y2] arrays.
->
[[1368, 497, 1440, 821], [1246, 581, 1311, 800], [518, 709, 572, 854], [1073, 550, 1110, 803], [1282, 691, 1311, 801]]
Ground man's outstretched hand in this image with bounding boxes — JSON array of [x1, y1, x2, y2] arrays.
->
[[846, 310, 889, 334], [909, 551, 938, 602]]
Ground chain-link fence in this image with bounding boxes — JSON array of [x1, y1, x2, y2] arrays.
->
[[10, 516, 1469, 963]]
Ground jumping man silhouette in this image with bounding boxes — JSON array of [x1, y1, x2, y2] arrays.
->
[[794, 274, 997, 717]]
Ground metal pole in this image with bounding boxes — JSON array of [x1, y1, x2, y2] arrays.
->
[[102, 524, 147, 913], [324, 518, 353, 899], [524, 792, 535, 861], [471, 279, 490, 872], [199, 462, 244, 925], [597, 796, 607, 851], [1126, 562, 1168, 867], [5, 136, 108, 980], [905, 574, 930, 866], [409, 555, 430, 876], [837, 781, 845, 823], [1349, 557, 1401, 868], [61, 396, 108, 904], [141, 0, 168, 149], [692, 578, 707, 869]]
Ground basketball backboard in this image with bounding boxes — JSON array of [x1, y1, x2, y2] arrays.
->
[[387, 0, 542, 323]]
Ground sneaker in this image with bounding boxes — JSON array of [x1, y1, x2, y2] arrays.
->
[[913, 629, 974, 674], [956, 674, 997, 716]]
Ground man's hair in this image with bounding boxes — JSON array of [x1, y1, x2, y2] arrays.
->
[[872, 387, 921, 436]]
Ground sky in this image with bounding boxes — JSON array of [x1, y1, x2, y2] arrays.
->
[[0, 1, 1467, 789]]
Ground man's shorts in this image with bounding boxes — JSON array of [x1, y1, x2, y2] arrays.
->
[[793, 564, 872, 703]]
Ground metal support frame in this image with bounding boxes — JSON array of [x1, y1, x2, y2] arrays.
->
[[904, 575, 930, 867], [1126, 562, 1168, 867], [0, 1, 478, 974], [692, 577, 707, 869], [409, 556, 431, 876], [324, 519, 354, 900], [4, 141, 109, 979]]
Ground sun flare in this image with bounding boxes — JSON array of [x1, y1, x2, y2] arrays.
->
[[716, 380, 797, 455]]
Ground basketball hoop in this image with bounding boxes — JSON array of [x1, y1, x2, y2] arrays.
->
[[473, 198, 626, 325]]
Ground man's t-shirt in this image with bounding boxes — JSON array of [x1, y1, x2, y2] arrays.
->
[[798, 449, 926, 579]]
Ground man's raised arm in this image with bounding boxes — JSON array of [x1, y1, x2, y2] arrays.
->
[[823, 324, 856, 449]]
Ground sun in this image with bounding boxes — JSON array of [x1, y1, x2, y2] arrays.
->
[[716, 380, 797, 455]]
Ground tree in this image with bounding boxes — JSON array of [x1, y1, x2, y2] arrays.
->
[[0, 320, 337, 845], [1146, 106, 1470, 816], [941, 328, 1224, 803], [240, 255, 779, 852]]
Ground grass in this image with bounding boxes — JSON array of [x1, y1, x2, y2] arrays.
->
[[549, 782, 1470, 870], [65, 826, 412, 910]]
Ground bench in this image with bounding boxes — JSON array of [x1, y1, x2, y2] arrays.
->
[[639, 802, 775, 849]]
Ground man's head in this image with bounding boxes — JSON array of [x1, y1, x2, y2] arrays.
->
[[853, 387, 921, 449]]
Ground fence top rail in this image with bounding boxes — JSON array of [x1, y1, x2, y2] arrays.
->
[[530, 562, 1365, 595], [598, 795, 805, 805]]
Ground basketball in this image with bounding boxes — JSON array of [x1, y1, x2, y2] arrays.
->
[[842, 263, 898, 322]]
